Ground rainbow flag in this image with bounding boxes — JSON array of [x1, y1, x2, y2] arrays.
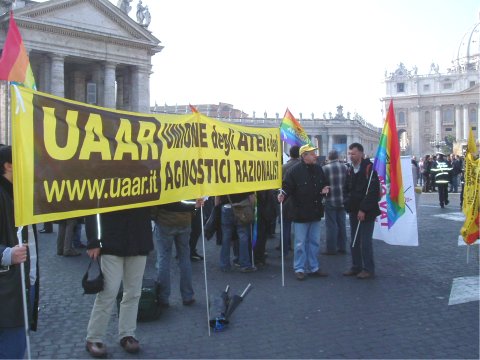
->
[[279, 108, 313, 146], [373, 100, 405, 229], [0, 12, 36, 89]]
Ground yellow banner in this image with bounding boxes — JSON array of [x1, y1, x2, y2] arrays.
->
[[460, 153, 479, 245], [11, 86, 281, 226]]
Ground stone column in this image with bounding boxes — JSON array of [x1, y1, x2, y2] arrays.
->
[[435, 106, 442, 141], [463, 106, 469, 141], [50, 54, 65, 97], [455, 105, 463, 141], [103, 62, 116, 109], [410, 106, 420, 156], [39, 55, 51, 93], [477, 106, 480, 143], [73, 70, 86, 103], [92, 64, 104, 106], [131, 65, 151, 113]]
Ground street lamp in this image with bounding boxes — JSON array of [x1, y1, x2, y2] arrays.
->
[[430, 134, 446, 153]]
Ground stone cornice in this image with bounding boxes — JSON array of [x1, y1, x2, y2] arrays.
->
[[19, 20, 162, 53]]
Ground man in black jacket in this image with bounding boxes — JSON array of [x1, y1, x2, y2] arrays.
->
[[278, 144, 330, 281], [0, 145, 39, 359], [85, 208, 153, 357], [342, 143, 381, 279]]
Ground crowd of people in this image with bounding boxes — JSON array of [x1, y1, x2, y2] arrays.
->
[[414, 152, 463, 208], [0, 141, 411, 358]]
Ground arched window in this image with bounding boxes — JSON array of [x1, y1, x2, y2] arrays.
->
[[470, 108, 478, 123], [424, 111, 431, 125], [398, 111, 406, 125], [442, 108, 454, 125]]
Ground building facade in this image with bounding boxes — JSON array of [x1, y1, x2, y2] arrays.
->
[[0, 0, 162, 144], [153, 104, 381, 160], [382, 20, 480, 157]]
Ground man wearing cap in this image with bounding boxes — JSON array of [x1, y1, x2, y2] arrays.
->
[[431, 152, 453, 208], [278, 144, 330, 280]]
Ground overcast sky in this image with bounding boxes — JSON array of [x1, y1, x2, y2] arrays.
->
[[104, 1, 475, 126]]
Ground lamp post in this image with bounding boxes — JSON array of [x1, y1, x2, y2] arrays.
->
[[430, 134, 446, 153]]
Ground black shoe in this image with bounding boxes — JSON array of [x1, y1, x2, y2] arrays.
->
[[445, 200, 449, 205], [190, 252, 203, 261], [440, 203, 444, 208]]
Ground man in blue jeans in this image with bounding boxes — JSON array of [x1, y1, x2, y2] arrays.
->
[[322, 150, 348, 255], [216, 192, 256, 273], [278, 144, 330, 280], [153, 199, 204, 307], [342, 143, 381, 279]]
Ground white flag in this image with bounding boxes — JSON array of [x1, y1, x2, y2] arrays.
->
[[373, 156, 419, 246]]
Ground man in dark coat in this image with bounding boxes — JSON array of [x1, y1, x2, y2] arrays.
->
[[278, 144, 330, 280], [84, 208, 153, 358], [342, 143, 381, 279], [0, 145, 39, 359]]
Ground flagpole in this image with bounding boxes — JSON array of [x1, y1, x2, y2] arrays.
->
[[352, 166, 375, 248], [199, 204, 211, 336], [16, 227, 31, 360], [280, 196, 285, 287]]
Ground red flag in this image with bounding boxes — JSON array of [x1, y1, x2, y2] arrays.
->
[[189, 104, 199, 113], [0, 12, 36, 89]]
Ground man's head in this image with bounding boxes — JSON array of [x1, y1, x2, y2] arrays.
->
[[348, 142, 364, 166], [327, 150, 339, 161], [299, 144, 318, 164], [289, 145, 300, 159], [0, 145, 12, 182]]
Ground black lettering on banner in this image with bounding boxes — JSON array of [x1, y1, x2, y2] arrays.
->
[[163, 159, 232, 190], [160, 123, 208, 149], [233, 160, 279, 183], [211, 126, 236, 156]]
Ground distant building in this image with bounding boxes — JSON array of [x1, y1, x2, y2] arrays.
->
[[152, 103, 381, 160], [382, 18, 479, 156]]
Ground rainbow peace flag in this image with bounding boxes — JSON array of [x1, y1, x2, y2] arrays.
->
[[0, 12, 36, 89], [279, 108, 313, 146], [373, 100, 405, 229]]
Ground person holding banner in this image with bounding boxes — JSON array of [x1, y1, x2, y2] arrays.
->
[[216, 192, 257, 273], [152, 199, 204, 307], [0, 145, 40, 359], [342, 143, 381, 279], [278, 144, 330, 281], [84, 208, 153, 357]]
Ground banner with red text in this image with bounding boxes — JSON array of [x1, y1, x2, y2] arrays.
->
[[373, 156, 419, 246], [11, 86, 281, 226]]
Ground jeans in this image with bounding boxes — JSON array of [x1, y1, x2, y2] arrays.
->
[[293, 221, 321, 273], [0, 327, 25, 359], [324, 204, 347, 253], [348, 215, 375, 273], [86, 255, 147, 342], [450, 174, 459, 193], [154, 224, 194, 303], [220, 206, 252, 270]]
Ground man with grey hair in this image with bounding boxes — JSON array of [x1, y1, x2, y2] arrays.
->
[[322, 150, 348, 255]]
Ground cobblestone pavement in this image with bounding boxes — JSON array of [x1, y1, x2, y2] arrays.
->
[[29, 192, 479, 359]]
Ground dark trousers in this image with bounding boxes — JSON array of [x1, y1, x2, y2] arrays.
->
[[189, 210, 202, 255], [438, 184, 449, 205], [254, 218, 268, 263], [349, 215, 375, 273], [42, 222, 53, 232]]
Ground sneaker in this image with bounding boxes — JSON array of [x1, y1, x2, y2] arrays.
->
[[120, 336, 140, 354], [190, 252, 203, 261], [233, 260, 241, 268], [85, 341, 107, 358], [240, 266, 257, 273], [295, 272, 305, 281]]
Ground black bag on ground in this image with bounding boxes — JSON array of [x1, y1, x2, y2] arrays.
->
[[117, 278, 161, 321]]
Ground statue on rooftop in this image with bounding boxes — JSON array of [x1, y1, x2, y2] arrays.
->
[[117, 0, 132, 14]]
